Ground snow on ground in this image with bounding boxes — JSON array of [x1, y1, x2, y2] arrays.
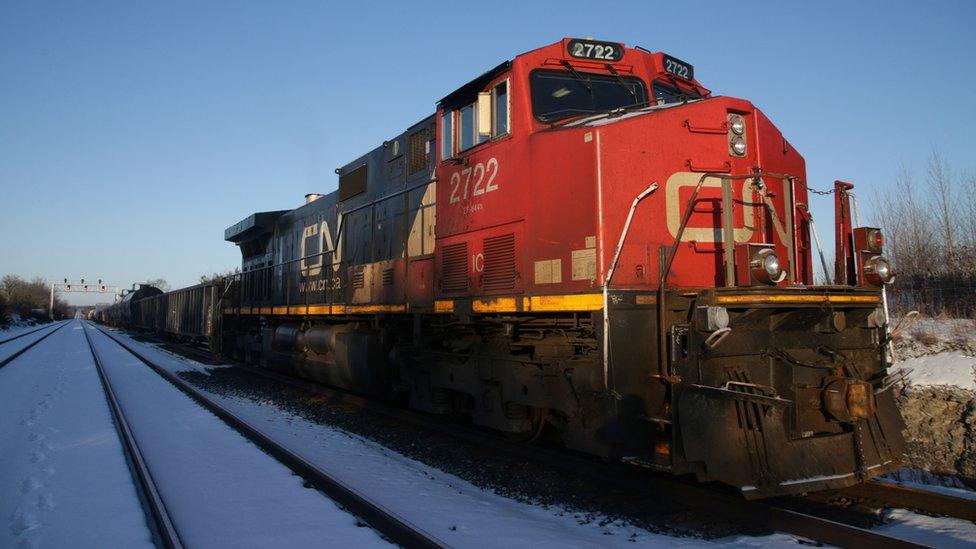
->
[[93, 328, 833, 547], [0, 320, 154, 548], [0, 320, 64, 342], [875, 509, 976, 548], [880, 469, 976, 501], [897, 351, 976, 390], [85, 323, 389, 548]]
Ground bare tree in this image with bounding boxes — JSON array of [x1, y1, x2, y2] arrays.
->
[[199, 267, 240, 284], [927, 150, 956, 262], [144, 278, 170, 291]]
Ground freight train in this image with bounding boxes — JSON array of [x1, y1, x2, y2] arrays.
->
[[101, 37, 905, 499]]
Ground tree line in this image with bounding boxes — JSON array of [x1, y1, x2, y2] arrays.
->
[[873, 151, 976, 316], [0, 275, 70, 325]]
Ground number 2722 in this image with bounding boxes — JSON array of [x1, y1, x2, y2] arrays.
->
[[449, 158, 499, 204]]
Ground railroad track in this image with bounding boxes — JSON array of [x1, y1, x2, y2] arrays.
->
[[0, 321, 68, 346], [0, 321, 70, 369], [81, 322, 184, 549], [134, 331, 976, 547], [840, 480, 976, 523], [88, 323, 445, 549]]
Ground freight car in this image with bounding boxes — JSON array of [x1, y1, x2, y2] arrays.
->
[[102, 282, 221, 348], [105, 38, 905, 499], [101, 284, 162, 327]]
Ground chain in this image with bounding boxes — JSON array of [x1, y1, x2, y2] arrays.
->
[[797, 180, 836, 195]]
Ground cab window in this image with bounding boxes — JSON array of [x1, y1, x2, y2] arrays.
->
[[492, 80, 508, 137], [653, 83, 702, 105], [439, 78, 510, 159], [530, 69, 647, 123], [440, 111, 453, 160], [459, 104, 475, 151]]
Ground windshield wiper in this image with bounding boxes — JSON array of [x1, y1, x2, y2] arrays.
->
[[559, 60, 593, 96], [605, 64, 637, 104]]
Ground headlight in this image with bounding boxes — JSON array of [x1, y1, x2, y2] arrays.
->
[[729, 115, 745, 135], [730, 136, 746, 156], [751, 248, 785, 285], [863, 255, 894, 286]]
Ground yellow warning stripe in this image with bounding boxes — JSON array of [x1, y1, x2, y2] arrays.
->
[[522, 293, 604, 312], [472, 297, 518, 313], [225, 293, 610, 316], [714, 294, 879, 305]]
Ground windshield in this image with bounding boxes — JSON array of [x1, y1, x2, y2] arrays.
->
[[530, 69, 647, 123], [653, 83, 703, 105]]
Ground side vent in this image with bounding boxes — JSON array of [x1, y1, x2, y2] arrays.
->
[[339, 164, 367, 202], [483, 233, 516, 292], [441, 242, 468, 293], [352, 268, 365, 289], [382, 268, 394, 286]]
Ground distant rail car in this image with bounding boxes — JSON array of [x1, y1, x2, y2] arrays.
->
[[101, 37, 905, 499]]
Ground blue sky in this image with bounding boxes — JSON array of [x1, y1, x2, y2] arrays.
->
[[2, 1, 974, 304]]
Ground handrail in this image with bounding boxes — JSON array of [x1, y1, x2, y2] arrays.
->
[[657, 169, 796, 380]]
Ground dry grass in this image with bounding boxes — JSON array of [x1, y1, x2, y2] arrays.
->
[[911, 329, 940, 346]]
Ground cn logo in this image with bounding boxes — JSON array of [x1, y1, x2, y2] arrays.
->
[[665, 171, 756, 243], [472, 253, 484, 273]]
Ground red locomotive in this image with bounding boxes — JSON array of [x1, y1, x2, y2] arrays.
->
[[107, 38, 905, 498]]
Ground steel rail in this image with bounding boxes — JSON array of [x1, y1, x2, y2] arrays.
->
[[211, 358, 926, 549], [89, 323, 446, 549], [0, 320, 67, 346], [841, 480, 976, 523], [81, 322, 185, 549], [0, 321, 70, 369]]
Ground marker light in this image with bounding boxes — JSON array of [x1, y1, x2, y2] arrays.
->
[[867, 229, 884, 252]]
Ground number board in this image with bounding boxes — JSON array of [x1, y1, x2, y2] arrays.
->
[[567, 39, 624, 62], [662, 54, 694, 81]]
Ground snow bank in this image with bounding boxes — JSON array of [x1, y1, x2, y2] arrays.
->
[[899, 352, 976, 390]]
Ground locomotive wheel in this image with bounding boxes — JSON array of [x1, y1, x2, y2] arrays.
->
[[506, 407, 549, 444]]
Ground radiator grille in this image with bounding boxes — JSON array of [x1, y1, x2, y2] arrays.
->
[[441, 242, 468, 293], [482, 233, 516, 292], [382, 268, 394, 286], [352, 268, 365, 289], [408, 128, 430, 175]]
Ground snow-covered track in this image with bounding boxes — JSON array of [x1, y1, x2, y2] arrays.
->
[[0, 321, 70, 369], [0, 321, 68, 346], [842, 480, 976, 523], [224, 357, 927, 549], [88, 323, 446, 549], [81, 322, 184, 549]]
